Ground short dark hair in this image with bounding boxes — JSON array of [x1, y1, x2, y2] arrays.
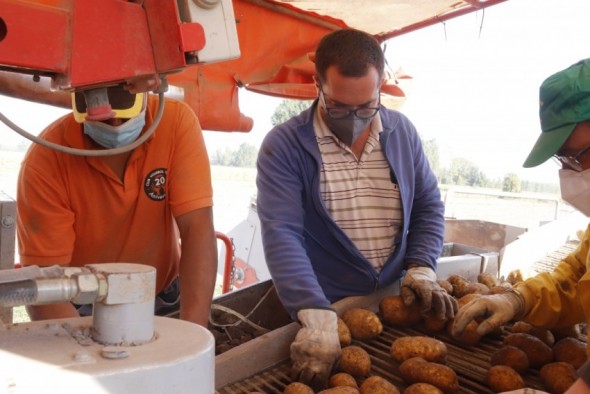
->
[[315, 29, 385, 84]]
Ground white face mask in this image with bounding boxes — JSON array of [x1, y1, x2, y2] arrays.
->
[[559, 168, 590, 216]]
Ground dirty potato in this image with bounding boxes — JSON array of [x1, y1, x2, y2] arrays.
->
[[437, 279, 453, 294], [338, 318, 352, 347], [490, 345, 529, 373], [359, 376, 400, 394], [553, 337, 587, 369], [341, 308, 383, 340], [511, 321, 554, 346], [330, 373, 358, 389], [403, 383, 444, 394], [398, 357, 459, 394], [551, 325, 581, 341], [422, 311, 448, 333], [446, 318, 481, 346], [446, 274, 470, 298], [540, 362, 578, 394], [379, 295, 422, 327], [485, 365, 525, 393], [284, 382, 314, 394], [390, 336, 447, 364], [477, 272, 499, 288], [318, 387, 360, 394], [338, 345, 372, 378], [503, 333, 553, 369]]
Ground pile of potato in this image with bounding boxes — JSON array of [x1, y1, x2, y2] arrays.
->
[[487, 320, 586, 393], [283, 273, 588, 394]]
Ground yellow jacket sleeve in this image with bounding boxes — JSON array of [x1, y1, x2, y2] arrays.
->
[[514, 223, 590, 329]]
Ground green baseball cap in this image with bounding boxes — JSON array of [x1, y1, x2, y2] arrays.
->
[[523, 58, 590, 168]]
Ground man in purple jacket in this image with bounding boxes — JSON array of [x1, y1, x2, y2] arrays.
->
[[256, 29, 455, 390]]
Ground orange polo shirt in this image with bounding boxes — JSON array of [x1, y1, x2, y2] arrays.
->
[[16, 95, 213, 293]]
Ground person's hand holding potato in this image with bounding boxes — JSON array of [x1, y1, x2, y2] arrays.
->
[[401, 265, 458, 320]]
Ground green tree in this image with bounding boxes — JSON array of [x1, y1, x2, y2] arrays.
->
[[502, 173, 522, 192], [271, 99, 313, 126], [444, 158, 487, 187], [231, 142, 258, 168], [421, 138, 440, 179]]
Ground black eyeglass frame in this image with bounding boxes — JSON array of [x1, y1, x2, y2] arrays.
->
[[319, 87, 381, 120], [553, 144, 590, 172]]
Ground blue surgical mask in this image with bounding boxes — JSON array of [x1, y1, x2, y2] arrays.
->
[[83, 110, 146, 148]]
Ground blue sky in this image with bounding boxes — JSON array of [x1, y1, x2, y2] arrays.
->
[[2, 0, 589, 184]]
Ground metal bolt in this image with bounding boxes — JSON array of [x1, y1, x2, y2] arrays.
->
[[101, 346, 130, 360], [1, 215, 14, 228]]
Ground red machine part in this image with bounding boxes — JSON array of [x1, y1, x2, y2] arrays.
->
[[0, 0, 205, 92], [216, 231, 259, 294]]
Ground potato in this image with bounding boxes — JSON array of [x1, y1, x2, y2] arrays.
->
[[341, 308, 383, 340], [390, 336, 447, 364], [422, 311, 448, 333], [338, 346, 371, 378], [437, 279, 453, 294], [446, 318, 481, 346], [551, 325, 581, 341], [379, 295, 422, 327], [359, 376, 400, 394], [458, 282, 490, 297], [318, 387, 360, 394], [540, 362, 578, 394], [553, 337, 587, 369], [330, 373, 358, 389], [490, 345, 529, 373], [503, 333, 553, 369], [284, 382, 314, 394], [403, 383, 443, 394], [338, 318, 352, 347], [485, 365, 525, 393], [477, 272, 499, 288], [511, 321, 555, 346], [446, 275, 470, 298], [398, 357, 459, 394]]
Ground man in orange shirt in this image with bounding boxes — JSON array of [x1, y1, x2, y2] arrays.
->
[[16, 85, 217, 327]]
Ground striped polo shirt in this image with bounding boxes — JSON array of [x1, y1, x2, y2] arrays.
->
[[314, 109, 403, 271]]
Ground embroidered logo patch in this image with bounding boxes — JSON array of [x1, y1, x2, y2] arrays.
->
[[144, 168, 167, 201]]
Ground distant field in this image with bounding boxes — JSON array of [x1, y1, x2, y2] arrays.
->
[[0, 149, 563, 233]]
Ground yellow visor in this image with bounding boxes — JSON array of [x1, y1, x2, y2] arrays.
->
[[72, 86, 146, 123]]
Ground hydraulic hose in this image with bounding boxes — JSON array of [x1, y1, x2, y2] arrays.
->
[[0, 280, 36, 307], [0, 277, 80, 307]]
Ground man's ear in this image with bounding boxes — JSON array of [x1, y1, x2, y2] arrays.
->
[[312, 75, 320, 89], [312, 75, 321, 95]]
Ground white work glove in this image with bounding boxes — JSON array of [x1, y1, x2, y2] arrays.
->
[[290, 309, 341, 391], [451, 289, 525, 337], [401, 266, 458, 320]]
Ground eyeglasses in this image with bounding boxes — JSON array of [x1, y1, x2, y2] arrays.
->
[[553, 144, 590, 172], [320, 87, 380, 120]]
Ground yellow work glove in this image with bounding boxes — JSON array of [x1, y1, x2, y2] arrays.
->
[[290, 309, 341, 391], [401, 266, 458, 320], [451, 290, 525, 337]]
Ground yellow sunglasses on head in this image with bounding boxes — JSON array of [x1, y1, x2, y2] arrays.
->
[[72, 86, 146, 123]]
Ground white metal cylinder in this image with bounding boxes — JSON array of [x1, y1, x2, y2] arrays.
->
[[86, 263, 157, 345], [92, 299, 155, 345]]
